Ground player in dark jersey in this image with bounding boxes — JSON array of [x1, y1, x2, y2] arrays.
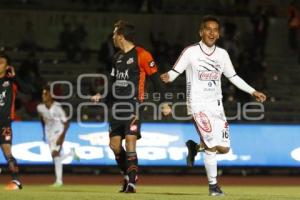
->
[[0, 53, 27, 190], [91, 20, 171, 193]]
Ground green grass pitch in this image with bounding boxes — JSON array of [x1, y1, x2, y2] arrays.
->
[[0, 185, 300, 200]]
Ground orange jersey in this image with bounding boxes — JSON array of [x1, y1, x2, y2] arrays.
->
[[111, 46, 158, 102]]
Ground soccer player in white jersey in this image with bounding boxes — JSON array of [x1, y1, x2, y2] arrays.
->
[[37, 85, 78, 187], [161, 15, 266, 196]]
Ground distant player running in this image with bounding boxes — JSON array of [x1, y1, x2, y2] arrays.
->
[[161, 15, 266, 196], [37, 85, 79, 187]]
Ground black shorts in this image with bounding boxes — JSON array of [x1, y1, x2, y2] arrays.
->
[[0, 125, 13, 144], [109, 115, 141, 139]]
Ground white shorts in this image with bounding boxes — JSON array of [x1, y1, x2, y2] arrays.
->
[[192, 106, 230, 148], [46, 130, 62, 153]]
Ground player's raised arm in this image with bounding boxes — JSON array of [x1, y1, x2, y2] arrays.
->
[[7, 66, 32, 94]]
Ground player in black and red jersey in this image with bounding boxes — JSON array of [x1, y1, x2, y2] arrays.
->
[[0, 53, 30, 190], [91, 20, 171, 193]]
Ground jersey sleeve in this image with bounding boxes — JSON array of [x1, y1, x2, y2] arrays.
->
[[166, 48, 190, 82], [229, 75, 255, 94], [137, 48, 158, 76], [222, 50, 237, 78], [36, 104, 43, 114], [172, 47, 190, 74]]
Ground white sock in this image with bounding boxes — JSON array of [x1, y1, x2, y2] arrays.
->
[[58, 153, 71, 162], [54, 157, 63, 184], [204, 150, 217, 185]]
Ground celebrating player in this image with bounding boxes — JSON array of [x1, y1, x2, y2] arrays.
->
[[91, 20, 171, 193], [37, 85, 79, 187], [161, 15, 266, 196]]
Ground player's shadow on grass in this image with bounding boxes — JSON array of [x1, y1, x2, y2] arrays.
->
[[143, 192, 201, 196]]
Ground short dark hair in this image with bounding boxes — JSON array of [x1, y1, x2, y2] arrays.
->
[[0, 53, 11, 65], [43, 84, 51, 92], [200, 15, 221, 30], [114, 20, 135, 43]]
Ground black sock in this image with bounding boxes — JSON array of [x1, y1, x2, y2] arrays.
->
[[126, 152, 138, 184], [115, 147, 127, 175], [7, 156, 19, 181]]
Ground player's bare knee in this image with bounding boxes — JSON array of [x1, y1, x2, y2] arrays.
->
[[205, 146, 217, 152], [109, 142, 121, 154], [217, 147, 230, 154], [52, 151, 59, 157]]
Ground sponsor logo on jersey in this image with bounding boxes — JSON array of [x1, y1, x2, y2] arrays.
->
[[116, 69, 129, 80], [198, 71, 220, 81], [115, 80, 129, 87], [194, 112, 212, 133], [149, 61, 155, 68], [126, 58, 134, 64], [204, 88, 215, 92]]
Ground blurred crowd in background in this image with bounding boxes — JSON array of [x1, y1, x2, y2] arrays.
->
[[0, 0, 299, 123]]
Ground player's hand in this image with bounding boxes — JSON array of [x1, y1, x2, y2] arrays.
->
[[161, 103, 172, 116], [252, 91, 267, 103], [160, 73, 170, 83], [91, 93, 101, 102], [6, 66, 15, 78]]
